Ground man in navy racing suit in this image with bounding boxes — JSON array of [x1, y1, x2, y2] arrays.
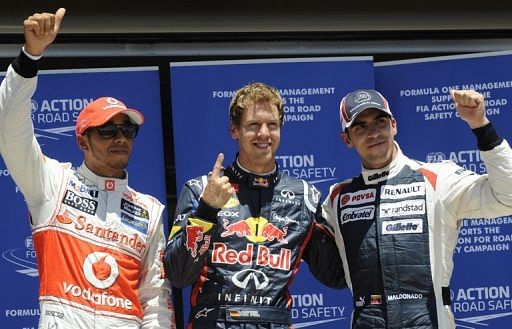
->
[[164, 82, 345, 328], [323, 89, 512, 328]]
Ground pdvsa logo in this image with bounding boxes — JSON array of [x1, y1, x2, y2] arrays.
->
[[83, 252, 119, 289], [2, 235, 39, 277]]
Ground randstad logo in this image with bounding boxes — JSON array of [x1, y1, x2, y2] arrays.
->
[[2, 235, 39, 277]]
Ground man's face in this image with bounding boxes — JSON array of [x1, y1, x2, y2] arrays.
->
[[78, 113, 135, 178], [230, 101, 281, 174], [342, 108, 397, 169]]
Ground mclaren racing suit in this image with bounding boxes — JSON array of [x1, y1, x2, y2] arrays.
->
[[164, 160, 345, 328], [0, 51, 175, 328], [323, 131, 512, 329]]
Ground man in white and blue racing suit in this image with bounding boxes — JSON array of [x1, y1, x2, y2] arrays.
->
[[323, 88, 512, 329]]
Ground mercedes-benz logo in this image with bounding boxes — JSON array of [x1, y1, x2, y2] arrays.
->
[[232, 269, 269, 290]]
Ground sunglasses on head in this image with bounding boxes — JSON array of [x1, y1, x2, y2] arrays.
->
[[87, 123, 139, 139]]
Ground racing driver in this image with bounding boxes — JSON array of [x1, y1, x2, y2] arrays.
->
[[0, 8, 175, 328], [164, 82, 346, 328], [323, 88, 512, 328]]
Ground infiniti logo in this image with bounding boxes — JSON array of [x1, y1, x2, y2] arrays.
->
[[280, 190, 295, 199], [232, 269, 269, 290]]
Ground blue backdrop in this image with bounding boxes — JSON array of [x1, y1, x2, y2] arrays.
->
[[0, 67, 166, 328], [375, 50, 512, 328], [170, 57, 376, 328]]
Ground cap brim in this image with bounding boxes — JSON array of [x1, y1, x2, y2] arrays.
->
[[88, 108, 144, 129]]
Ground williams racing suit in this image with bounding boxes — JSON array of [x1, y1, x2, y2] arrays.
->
[[0, 51, 175, 328], [164, 160, 345, 328], [323, 129, 512, 329]]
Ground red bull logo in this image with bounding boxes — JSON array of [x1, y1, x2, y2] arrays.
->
[[261, 223, 288, 243], [220, 217, 288, 244], [221, 219, 252, 238], [212, 242, 291, 271], [186, 226, 205, 258]]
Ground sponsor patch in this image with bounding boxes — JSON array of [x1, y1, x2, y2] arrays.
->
[[62, 190, 98, 215], [340, 206, 375, 224], [340, 188, 376, 206], [121, 199, 149, 219], [379, 199, 425, 218], [121, 212, 149, 234], [382, 219, 423, 234], [380, 182, 425, 200]]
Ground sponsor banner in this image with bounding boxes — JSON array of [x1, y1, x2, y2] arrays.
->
[[170, 57, 375, 328], [375, 50, 512, 327], [0, 67, 165, 328]]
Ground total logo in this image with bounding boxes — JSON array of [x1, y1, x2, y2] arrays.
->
[[1, 235, 39, 277], [221, 217, 288, 244]]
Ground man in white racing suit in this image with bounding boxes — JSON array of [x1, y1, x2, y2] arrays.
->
[[0, 8, 175, 328], [323, 88, 512, 328]]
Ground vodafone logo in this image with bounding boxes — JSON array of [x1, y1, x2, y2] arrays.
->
[[105, 180, 115, 191], [83, 252, 119, 289]]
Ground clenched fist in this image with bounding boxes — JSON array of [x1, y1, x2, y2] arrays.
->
[[450, 89, 489, 129]]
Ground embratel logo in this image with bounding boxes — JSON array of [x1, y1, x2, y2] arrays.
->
[[1, 235, 38, 277], [340, 206, 375, 224]]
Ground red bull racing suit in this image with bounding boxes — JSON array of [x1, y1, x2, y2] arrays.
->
[[164, 160, 345, 328], [323, 128, 512, 329], [0, 51, 175, 328]]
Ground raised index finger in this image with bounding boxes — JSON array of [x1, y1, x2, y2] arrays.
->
[[211, 153, 224, 177]]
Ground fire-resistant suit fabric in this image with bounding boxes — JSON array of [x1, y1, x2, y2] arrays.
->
[[323, 139, 512, 329], [0, 52, 175, 328], [164, 160, 346, 329]]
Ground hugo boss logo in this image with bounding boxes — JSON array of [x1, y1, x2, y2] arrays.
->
[[62, 190, 98, 215]]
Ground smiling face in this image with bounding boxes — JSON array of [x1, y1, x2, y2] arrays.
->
[[77, 113, 135, 178], [342, 108, 398, 169], [230, 100, 281, 174]]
